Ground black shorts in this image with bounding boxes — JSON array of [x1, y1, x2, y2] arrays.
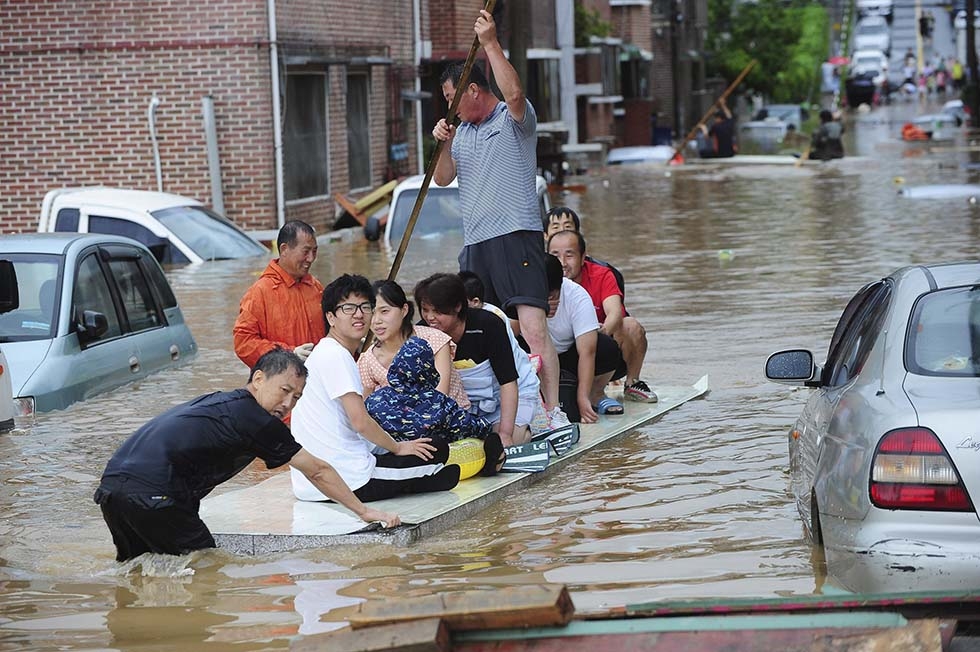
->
[[459, 230, 549, 318], [557, 332, 627, 381], [94, 487, 215, 562]]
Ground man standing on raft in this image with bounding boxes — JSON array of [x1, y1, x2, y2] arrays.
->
[[432, 9, 566, 430]]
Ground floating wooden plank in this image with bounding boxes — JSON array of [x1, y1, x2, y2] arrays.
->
[[202, 377, 708, 554], [349, 584, 574, 632], [291, 618, 449, 652]]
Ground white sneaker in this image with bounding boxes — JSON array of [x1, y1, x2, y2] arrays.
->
[[529, 402, 552, 435], [548, 406, 572, 429]]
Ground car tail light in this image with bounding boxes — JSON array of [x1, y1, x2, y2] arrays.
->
[[870, 428, 973, 511]]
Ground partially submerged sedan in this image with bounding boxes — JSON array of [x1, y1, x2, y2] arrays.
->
[[766, 262, 980, 592], [0, 233, 197, 416]]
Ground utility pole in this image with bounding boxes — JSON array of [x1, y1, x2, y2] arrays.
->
[[969, 0, 980, 127], [507, 1, 528, 88]]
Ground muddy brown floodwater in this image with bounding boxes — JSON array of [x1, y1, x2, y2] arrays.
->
[[3, 99, 980, 650]]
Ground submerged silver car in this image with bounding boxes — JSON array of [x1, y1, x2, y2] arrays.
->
[[0, 233, 197, 416], [766, 262, 980, 593]]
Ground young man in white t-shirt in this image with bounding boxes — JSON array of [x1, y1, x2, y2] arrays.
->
[[290, 274, 459, 503], [543, 255, 627, 422]]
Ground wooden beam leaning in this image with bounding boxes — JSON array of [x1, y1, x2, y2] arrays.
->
[[348, 584, 575, 632]]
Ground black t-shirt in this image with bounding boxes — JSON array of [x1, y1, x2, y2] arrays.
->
[[99, 389, 301, 502], [453, 307, 519, 386], [710, 117, 736, 157]]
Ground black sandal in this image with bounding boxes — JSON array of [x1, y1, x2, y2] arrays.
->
[[480, 433, 506, 477]]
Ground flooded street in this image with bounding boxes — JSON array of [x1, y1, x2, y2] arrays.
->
[[4, 98, 980, 650]]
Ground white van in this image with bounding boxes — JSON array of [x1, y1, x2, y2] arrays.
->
[[0, 263, 19, 432], [856, 0, 893, 22], [383, 175, 551, 248]]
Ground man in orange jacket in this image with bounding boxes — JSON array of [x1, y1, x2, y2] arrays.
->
[[233, 221, 324, 368]]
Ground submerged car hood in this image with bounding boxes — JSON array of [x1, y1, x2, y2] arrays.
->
[[2, 339, 52, 397]]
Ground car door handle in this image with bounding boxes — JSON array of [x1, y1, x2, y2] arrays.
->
[[129, 356, 140, 373], [170, 344, 180, 361]]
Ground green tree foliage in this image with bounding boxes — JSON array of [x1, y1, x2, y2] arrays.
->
[[574, 1, 612, 48], [706, 0, 829, 103]]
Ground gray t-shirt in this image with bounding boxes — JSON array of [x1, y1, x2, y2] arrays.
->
[[450, 100, 540, 245]]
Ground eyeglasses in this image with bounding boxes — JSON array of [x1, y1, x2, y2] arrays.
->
[[336, 302, 374, 315]]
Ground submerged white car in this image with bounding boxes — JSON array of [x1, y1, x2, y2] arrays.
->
[[383, 174, 551, 248], [39, 188, 268, 265], [766, 262, 980, 593]]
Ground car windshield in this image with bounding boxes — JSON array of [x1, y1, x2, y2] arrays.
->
[[387, 187, 462, 246], [857, 22, 886, 35], [0, 253, 62, 342], [907, 286, 980, 376], [765, 106, 797, 122], [153, 206, 267, 261], [855, 56, 881, 69]]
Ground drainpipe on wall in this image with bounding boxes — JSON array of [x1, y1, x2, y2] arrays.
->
[[201, 95, 225, 215], [413, 0, 424, 173], [556, 0, 577, 145], [267, 0, 285, 228], [148, 95, 163, 192]]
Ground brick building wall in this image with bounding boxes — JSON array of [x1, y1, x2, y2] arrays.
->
[[0, 0, 274, 233], [1, 0, 421, 235], [429, 0, 479, 57], [610, 3, 652, 52]]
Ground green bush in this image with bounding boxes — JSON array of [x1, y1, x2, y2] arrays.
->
[[706, 0, 829, 103]]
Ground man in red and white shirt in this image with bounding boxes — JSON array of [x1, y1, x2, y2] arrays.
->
[[548, 230, 657, 403]]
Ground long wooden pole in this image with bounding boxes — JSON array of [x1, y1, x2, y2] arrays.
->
[[668, 59, 757, 164], [360, 0, 495, 355], [385, 0, 496, 283]]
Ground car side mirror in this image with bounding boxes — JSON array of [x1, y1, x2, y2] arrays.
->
[[765, 349, 819, 386], [76, 309, 109, 345], [0, 260, 19, 315]]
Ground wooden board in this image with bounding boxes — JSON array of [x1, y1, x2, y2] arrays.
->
[[349, 585, 574, 632], [291, 617, 449, 652], [201, 376, 708, 554]]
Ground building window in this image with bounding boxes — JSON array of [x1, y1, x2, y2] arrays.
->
[[527, 58, 560, 123], [347, 72, 371, 190], [284, 73, 328, 201], [622, 58, 651, 99]]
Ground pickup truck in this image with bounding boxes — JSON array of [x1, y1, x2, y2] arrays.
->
[[38, 187, 267, 265]]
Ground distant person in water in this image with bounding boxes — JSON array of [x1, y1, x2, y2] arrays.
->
[[698, 97, 736, 158], [811, 109, 844, 161]]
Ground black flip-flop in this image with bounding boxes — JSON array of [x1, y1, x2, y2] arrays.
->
[[480, 433, 506, 476]]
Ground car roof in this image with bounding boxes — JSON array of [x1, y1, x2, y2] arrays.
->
[[0, 232, 148, 255], [607, 146, 675, 163], [895, 261, 980, 290], [392, 174, 547, 194], [852, 49, 886, 59], [46, 187, 203, 214]]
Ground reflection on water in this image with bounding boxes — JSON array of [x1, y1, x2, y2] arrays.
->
[[4, 99, 980, 649]]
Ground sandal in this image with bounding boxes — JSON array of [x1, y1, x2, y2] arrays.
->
[[480, 433, 506, 476], [594, 396, 624, 415]]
